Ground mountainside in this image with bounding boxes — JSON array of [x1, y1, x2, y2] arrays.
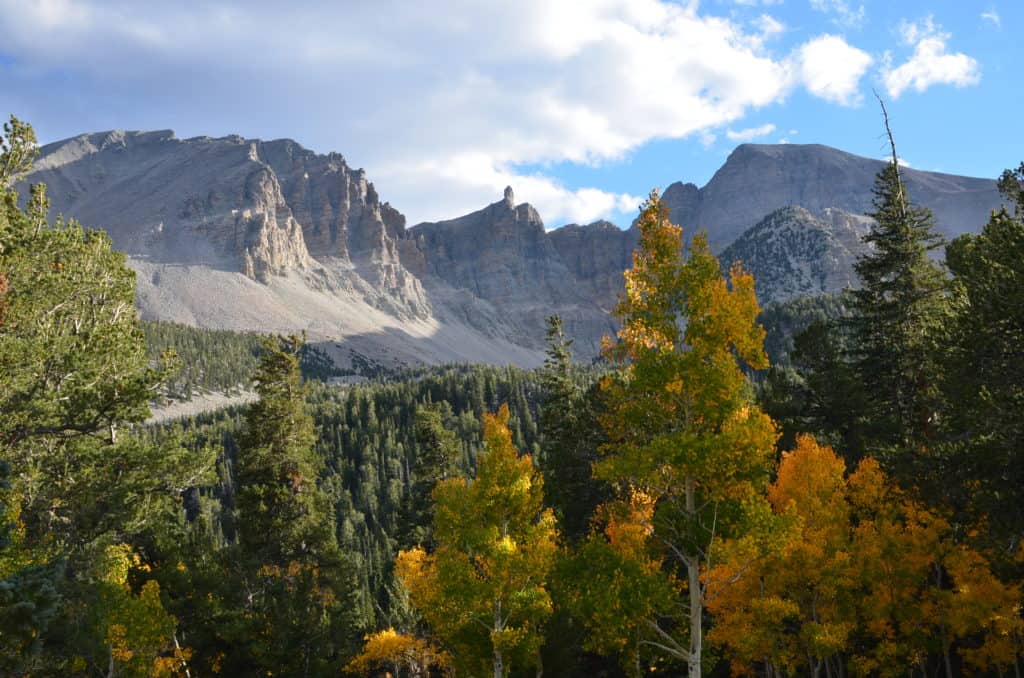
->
[[406, 189, 619, 355], [24, 131, 538, 368], [720, 206, 873, 303], [21, 133, 1003, 366], [662, 143, 1000, 251]]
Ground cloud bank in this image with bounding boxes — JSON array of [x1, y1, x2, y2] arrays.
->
[[0, 1, 956, 225]]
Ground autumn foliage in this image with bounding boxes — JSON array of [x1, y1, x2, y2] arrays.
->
[[707, 435, 1023, 677]]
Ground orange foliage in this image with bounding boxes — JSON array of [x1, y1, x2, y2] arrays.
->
[[708, 436, 1023, 676]]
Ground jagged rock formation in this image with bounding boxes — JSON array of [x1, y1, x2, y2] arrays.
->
[[662, 143, 1000, 251], [407, 189, 618, 355], [720, 206, 873, 303], [20, 133, 1004, 367]]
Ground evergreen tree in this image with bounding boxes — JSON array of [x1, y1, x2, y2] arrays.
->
[[847, 114, 948, 465], [1, 115, 209, 673], [942, 163, 1024, 543], [228, 335, 360, 676], [539, 315, 602, 541], [400, 402, 460, 551]]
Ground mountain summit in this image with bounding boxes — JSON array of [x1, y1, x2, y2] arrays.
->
[[661, 143, 999, 251]]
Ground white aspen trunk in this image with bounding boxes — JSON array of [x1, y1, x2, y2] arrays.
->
[[494, 598, 504, 678], [685, 476, 702, 678]]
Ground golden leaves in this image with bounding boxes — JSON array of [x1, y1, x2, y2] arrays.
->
[[345, 628, 452, 676]]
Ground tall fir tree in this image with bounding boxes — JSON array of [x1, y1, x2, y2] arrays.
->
[[539, 315, 604, 542], [846, 107, 948, 474], [228, 335, 361, 676], [850, 172, 946, 447]]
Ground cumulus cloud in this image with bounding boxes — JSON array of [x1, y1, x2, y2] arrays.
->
[[0, 0, 873, 225], [796, 35, 873, 105], [882, 17, 981, 98], [809, 0, 866, 29], [726, 123, 777, 142]]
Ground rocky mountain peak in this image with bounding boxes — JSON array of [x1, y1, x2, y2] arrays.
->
[[662, 143, 999, 252]]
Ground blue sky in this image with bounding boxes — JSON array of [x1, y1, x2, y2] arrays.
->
[[0, 1, 1019, 227]]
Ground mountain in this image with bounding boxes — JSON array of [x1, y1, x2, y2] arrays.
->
[[662, 143, 1000, 251], [21, 133, 1004, 367], [24, 130, 540, 368], [720, 206, 873, 304]]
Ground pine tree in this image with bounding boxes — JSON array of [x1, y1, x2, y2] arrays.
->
[[847, 106, 948, 464], [230, 335, 360, 676], [1, 116, 209, 672], [942, 162, 1024, 543], [539, 315, 603, 541]]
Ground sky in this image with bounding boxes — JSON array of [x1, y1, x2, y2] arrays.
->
[[0, 0, 1020, 228]]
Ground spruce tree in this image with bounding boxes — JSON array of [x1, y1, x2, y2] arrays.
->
[[942, 164, 1024, 542], [230, 335, 360, 676], [539, 315, 604, 541], [401, 401, 459, 551], [847, 110, 948, 468]]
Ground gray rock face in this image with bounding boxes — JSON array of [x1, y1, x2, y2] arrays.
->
[[25, 130, 431, 317], [28, 131, 313, 280], [662, 144, 1001, 251], [409, 189, 569, 305], [406, 190, 617, 355], [549, 220, 637, 312], [19, 133, 1005, 366], [720, 206, 872, 304]]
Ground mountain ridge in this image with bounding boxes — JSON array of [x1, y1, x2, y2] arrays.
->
[[21, 131, 1004, 366]]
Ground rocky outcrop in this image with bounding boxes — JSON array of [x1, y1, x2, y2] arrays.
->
[[720, 206, 872, 303], [405, 188, 617, 353], [661, 143, 1000, 251], [25, 130, 431, 317], [408, 187, 571, 305]]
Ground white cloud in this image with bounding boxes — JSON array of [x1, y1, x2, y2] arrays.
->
[[0, 0, 872, 225], [981, 9, 1001, 29], [882, 17, 981, 98], [726, 123, 777, 141], [809, 0, 866, 29], [756, 13, 786, 38], [796, 34, 873, 105]]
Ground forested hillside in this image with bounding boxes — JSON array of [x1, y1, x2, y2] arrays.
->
[[3, 115, 1024, 677]]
